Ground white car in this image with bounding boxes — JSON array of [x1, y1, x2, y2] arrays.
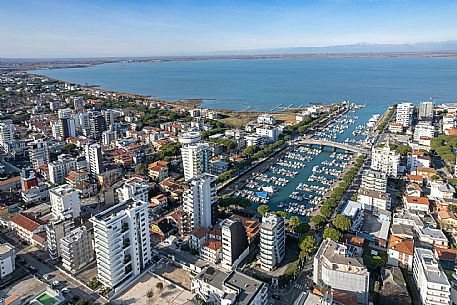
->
[[52, 281, 60, 287], [61, 288, 70, 294], [43, 274, 51, 280]]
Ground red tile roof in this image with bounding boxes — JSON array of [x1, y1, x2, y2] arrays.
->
[[11, 213, 46, 232], [388, 236, 414, 256], [190, 226, 210, 239]]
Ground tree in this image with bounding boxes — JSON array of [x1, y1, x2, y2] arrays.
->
[[257, 205, 270, 217], [156, 282, 164, 291], [299, 235, 318, 256], [295, 222, 310, 235], [289, 216, 300, 230], [332, 214, 352, 232], [87, 277, 99, 290], [135, 163, 148, 176], [320, 205, 332, 219], [274, 211, 287, 219], [311, 215, 326, 228], [146, 289, 154, 299], [323, 228, 342, 241], [395, 145, 412, 156]]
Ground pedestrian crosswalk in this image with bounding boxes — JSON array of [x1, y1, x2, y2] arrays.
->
[[294, 283, 307, 291]]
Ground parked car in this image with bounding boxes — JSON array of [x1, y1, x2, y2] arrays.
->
[[43, 274, 51, 280], [61, 288, 70, 294], [52, 281, 60, 287]]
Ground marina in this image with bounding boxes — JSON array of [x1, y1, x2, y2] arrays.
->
[[234, 106, 379, 219]]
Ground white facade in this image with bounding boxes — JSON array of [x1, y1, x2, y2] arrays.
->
[[357, 188, 390, 211], [48, 155, 78, 185], [50, 184, 81, 220], [85, 143, 103, 177], [181, 143, 211, 181], [313, 239, 370, 305], [61, 226, 94, 274], [431, 182, 456, 200], [371, 145, 400, 177], [414, 122, 435, 141], [407, 153, 431, 172], [257, 114, 276, 125], [0, 121, 14, 148], [442, 114, 456, 132], [413, 248, 451, 305], [178, 131, 202, 145], [116, 178, 149, 203], [0, 243, 15, 280], [28, 139, 50, 169], [260, 213, 285, 271], [102, 130, 118, 147], [360, 169, 387, 193], [396, 102, 415, 127], [419, 101, 434, 120], [192, 267, 268, 305], [91, 199, 151, 288], [183, 174, 217, 230], [255, 126, 280, 142]]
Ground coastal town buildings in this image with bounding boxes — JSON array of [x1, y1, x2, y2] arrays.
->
[[259, 213, 285, 271]]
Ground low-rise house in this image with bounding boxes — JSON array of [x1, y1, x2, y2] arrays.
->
[[189, 227, 210, 253], [437, 210, 457, 232], [417, 227, 448, 249], [148, 160, 169, 181], [10, 213, 47, 249], [434, 248, 457, 270], [404, 183, 422, 197], [406, 151, 431, 172], [150, 194, 168, 208], [430, 181, 455, 200], [404, 196, 429, 213], [200, 239, 222, 263], [387, 236, 414, 271]]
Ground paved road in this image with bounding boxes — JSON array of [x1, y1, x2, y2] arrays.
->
[[0, 231, 106, 304]]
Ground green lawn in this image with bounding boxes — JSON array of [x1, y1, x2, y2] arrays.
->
[[37, 293, 58, 305]]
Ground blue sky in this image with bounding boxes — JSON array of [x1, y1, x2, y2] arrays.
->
[[1, 0, 457, 57]]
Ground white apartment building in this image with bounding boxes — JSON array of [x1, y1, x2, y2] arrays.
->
[[396, 102, 415, 127], [260, 213, 285, 271], [181, 143, 211, 181], [192, 267, 268, 305], [0, 121, 14, 148], [183, 174, 217, 230], [419, 101, 434, 120], [28, 139, 50, 169], [221, 218, 249, 271], [413, 248, 451, 305], [442, 114, 456, 132], [0, 243, 15, 280], [61, 225, 94, 274], [431, 182, 456, 200], [116, 178, 149, 203], [371, 144, 401, 177], [255, 126, 280, 142], [50, 184, 81, 220], [414, 121, 435, 141], [257, 114, 276, 125], [85, 143, 103, 177], [48, 154, 78, 185], [102, 130, 118, 146], [47, 217, 73, 260], [407, 152, 431, 172], [178, 131, 202, 145], [91, 199, 151, 288], [245, 134, 262, 147], [357, 187, 390, 211], [313, 238, 370, 305], [360, 169, 387, 193]]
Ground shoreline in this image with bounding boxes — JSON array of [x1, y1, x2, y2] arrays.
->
[[27, 72, 306, 115]]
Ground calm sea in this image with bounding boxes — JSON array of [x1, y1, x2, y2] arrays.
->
[[31, 57, 457, 213], [32, 57, 457, 116]]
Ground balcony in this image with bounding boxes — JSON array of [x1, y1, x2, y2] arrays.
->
[[122, 223, 129, 233], [123, 238, 131, 249], [124, 254, 132, 264]]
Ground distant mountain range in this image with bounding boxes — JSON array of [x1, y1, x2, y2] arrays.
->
[[210, 40, 457, 55]]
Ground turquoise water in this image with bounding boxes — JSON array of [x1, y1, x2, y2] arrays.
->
[[33, 58, 457, 114]]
